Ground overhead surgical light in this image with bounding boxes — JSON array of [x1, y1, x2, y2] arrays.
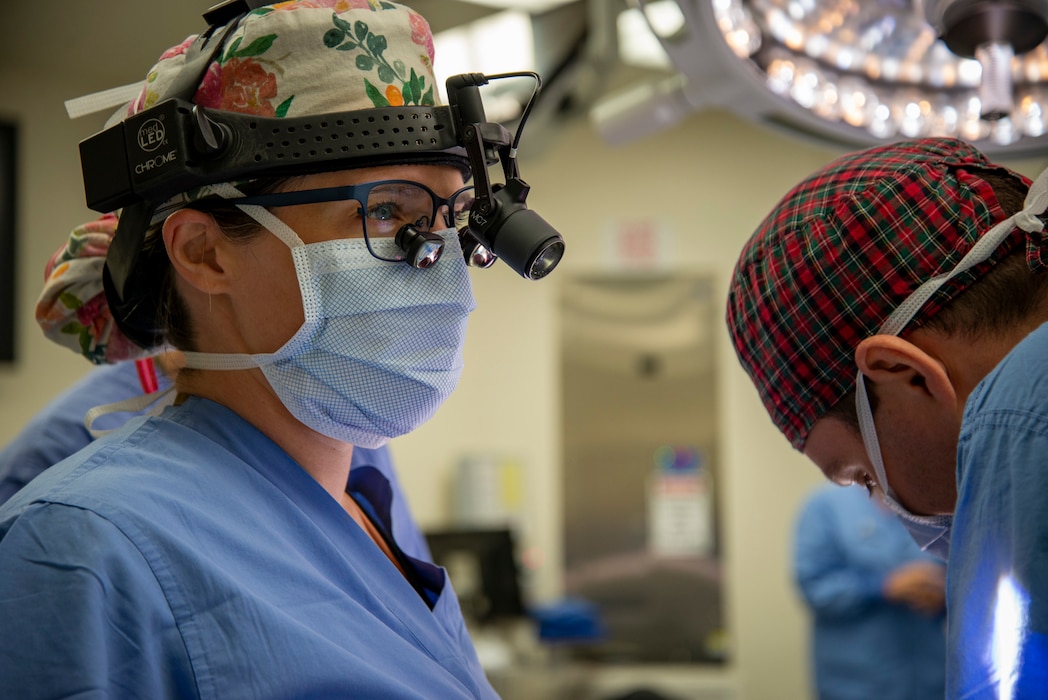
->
[[591, 0, 1048, 157]]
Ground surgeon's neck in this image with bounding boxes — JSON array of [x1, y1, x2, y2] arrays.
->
[[176, 366, 354, 502]]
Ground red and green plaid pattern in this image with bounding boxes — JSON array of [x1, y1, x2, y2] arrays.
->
[[726, 138, 1031, 449]]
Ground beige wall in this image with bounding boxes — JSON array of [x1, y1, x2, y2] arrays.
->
[[0, 70, 115, 433], [4, 50, 1048, 700]]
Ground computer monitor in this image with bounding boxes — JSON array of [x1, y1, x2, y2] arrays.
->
[[425, 527, 526, 624]]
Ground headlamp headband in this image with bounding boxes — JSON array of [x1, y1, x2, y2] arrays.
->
[[81, 100, 464, 213]]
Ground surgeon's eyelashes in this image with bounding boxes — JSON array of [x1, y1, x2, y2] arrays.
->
[[226, 180, 475, 241], [831, 469, 878, 498], [362, 202, 472, 238]]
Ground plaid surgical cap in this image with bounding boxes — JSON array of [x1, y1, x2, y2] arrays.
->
[[726, 137, 1035, 449]]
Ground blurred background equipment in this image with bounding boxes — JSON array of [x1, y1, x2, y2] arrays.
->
[[426, 527, 528, 625]]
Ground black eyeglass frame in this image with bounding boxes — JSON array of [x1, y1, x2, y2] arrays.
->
[[229, 179, 475, 262]]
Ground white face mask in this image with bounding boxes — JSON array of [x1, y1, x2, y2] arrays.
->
[[181, 185, 476, 448], [852, 163, 1048, 561]]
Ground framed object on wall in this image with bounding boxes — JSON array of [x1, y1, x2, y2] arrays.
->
[[0, 122, 14, 362]]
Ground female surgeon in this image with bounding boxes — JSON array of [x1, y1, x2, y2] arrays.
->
[[0, 1, 529, 696]]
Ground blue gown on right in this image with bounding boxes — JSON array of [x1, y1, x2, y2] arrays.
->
[[951, 322, 1048, 697]]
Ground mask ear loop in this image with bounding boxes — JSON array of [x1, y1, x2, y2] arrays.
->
[[208, 182, 305, 248], [856, 165, 1048, 498], [856, 373, 894, 498], [85, 384, 178, 438], [179, 182, 319, 373]]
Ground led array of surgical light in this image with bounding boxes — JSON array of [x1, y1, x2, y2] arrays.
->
[[713, 0, 1048, 146]]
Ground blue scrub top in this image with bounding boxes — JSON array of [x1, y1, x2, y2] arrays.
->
[[950, 322, 1048, 697], [793, 483, 946, 700], [0, 397, 494, 698], [0, 361, 431, 562]]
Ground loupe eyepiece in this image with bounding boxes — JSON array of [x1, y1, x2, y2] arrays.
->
[[395, 224, 445, 269], [459, 229, 498, 268]]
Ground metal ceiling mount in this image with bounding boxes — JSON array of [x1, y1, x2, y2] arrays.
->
[[923, 0, 1048, 119], [924, 0, 1048, 56]]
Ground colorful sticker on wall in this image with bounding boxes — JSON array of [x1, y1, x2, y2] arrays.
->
[[647, 445, 713, 557]]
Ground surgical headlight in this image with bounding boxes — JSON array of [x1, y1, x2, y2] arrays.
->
[[447, 72, 566, 281], [465, 177, 565, 280], [73, 0, 566, 348]]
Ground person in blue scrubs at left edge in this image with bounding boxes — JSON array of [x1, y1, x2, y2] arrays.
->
[[0, 2, 519, 696]]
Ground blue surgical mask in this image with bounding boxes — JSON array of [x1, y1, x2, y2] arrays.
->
[[881, 491, 952, 561], [182, 185, 475, 448]]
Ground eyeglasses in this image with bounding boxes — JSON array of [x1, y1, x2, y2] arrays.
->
[[228, 179, 476, 265]]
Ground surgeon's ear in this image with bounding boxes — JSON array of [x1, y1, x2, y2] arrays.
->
[[162, 208, 233, 295], [855, 335, 958, 408]]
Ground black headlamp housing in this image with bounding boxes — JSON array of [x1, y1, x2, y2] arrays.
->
[[81, 100, 466, 216], [78, 0, 564, 350], [85, 101, 475, 344]]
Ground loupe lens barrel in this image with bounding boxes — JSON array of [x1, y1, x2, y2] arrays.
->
[[488, 207, 565, 280], [460, 233, 498, 268], [396, 224, 445, 268], [528, 239, 565, 280]]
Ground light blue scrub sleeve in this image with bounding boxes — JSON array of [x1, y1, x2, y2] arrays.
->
[[954, 402, 1048, 697], [0, 502, 195, 698], [793, 493, 885, 619]]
